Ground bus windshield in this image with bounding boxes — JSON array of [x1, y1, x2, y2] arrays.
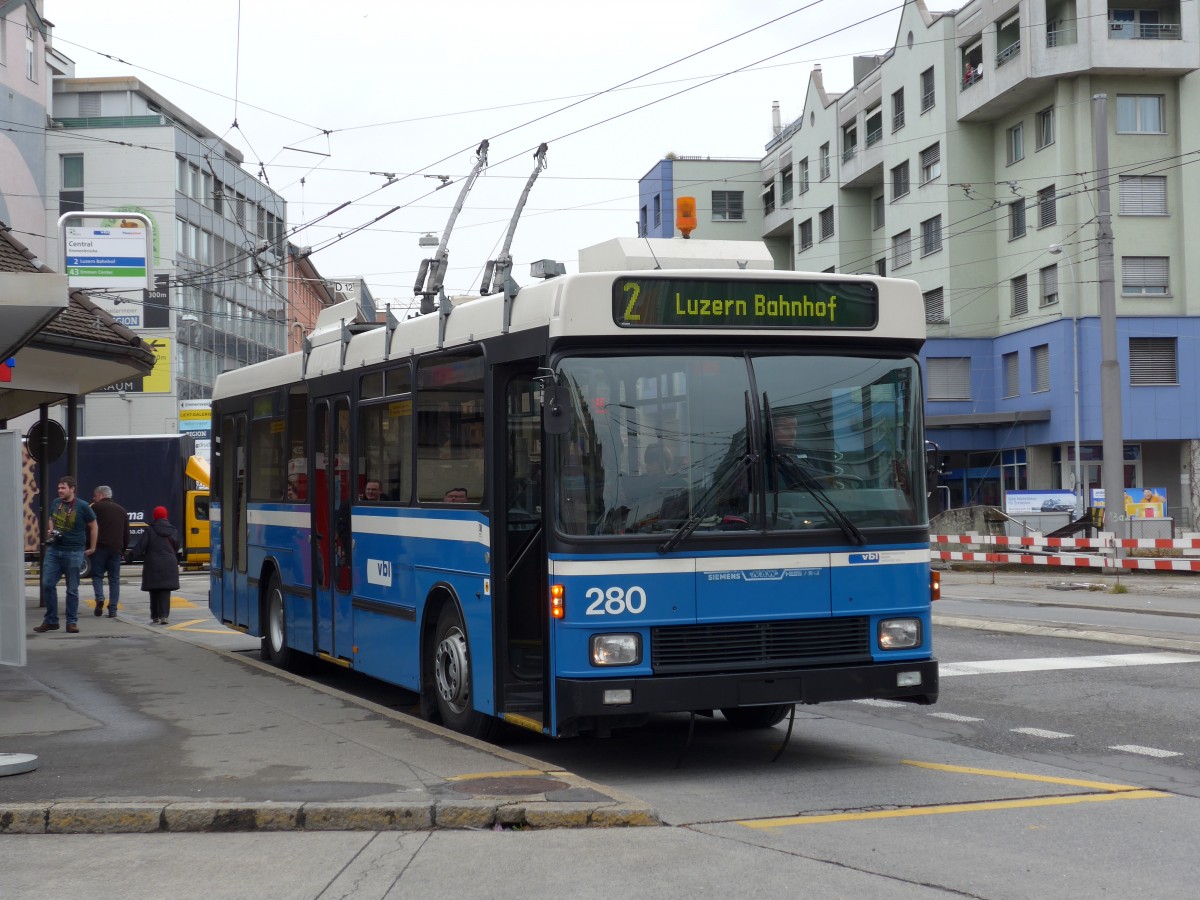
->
[[553, 353, 925, 538]]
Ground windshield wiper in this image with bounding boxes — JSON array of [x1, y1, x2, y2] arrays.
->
[[763, 392, 865, 546], [659, 393, 755, 554]]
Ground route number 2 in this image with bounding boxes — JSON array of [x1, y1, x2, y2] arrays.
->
[[585, 586, 647, 616]]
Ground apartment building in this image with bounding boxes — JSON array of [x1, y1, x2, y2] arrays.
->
[[752, 0, 1200, 522], [637, 155, 770, 254]]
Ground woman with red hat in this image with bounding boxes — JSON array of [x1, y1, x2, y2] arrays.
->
[[127, 505, 180, 625]]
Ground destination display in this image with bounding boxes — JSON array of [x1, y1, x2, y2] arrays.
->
[[613, 277, 878, 330]]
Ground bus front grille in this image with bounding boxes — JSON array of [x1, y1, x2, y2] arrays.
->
[[650, 617, 871, 674]]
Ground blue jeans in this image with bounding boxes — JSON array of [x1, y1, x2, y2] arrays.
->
[[91, 549, 123, 610], [42, 545, 85, 626]]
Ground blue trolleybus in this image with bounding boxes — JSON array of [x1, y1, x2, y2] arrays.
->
[[209, 240, 939, 739]]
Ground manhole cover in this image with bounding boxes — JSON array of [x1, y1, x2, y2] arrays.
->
[[450, 776, 567, 796]]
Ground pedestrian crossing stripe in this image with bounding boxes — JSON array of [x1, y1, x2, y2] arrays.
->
[[939, 651, 1199, 677]]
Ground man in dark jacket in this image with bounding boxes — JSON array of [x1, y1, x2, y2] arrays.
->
[[90, 485, 129, 617], [128, 505, 180, 625]]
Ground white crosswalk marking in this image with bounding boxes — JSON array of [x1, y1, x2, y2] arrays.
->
[[940, 651, 1200, 678], [1110, 745, 1182, 758], [1011, 727, 1073, 739], [852, 698, 908, 708], [928, 712, 983, 722]]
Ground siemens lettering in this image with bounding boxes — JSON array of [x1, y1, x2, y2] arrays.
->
[[755, 292, 836, 322]]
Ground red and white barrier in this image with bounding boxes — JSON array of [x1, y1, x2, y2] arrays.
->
[[929, 533, 1200, 573]]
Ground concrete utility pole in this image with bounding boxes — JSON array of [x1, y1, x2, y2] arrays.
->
[[1093, 94, 1124, 533]]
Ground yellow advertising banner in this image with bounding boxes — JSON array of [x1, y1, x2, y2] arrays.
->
[[142, 337, 172, 393]]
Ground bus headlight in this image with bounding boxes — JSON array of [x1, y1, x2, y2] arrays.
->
[[590, 633, 641, 666], [878, 618, 921, 650]]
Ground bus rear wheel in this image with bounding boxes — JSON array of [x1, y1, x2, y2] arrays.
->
[[431, 604, 497, 741], [720, 704, 793, 729], [262, 574, 293, 669]]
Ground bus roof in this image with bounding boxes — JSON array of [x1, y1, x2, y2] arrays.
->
[[213, 267, 925, 402]]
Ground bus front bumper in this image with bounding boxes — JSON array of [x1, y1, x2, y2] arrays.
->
[[556, 659, 939, 720]]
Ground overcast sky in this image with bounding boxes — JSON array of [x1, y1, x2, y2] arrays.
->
[[49, 0, 906, 312]]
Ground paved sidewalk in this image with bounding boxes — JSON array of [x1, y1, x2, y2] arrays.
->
[[1, 576, 656, 835]]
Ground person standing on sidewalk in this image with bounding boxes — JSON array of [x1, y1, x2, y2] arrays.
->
[[90, 485, 129, 618], [128, 505, 179, 625], [33, 475, 98, 635]]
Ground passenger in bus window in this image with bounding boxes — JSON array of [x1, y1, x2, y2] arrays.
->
[[443, 487, 468, 503], [362, 478, 383, 501], [643, 443, 674, 475]]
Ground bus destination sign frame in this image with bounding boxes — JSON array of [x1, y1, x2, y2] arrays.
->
[[613, 276, 879, 330]]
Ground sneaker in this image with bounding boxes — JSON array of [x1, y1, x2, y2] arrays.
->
[[149, 618, 160, 625], [107, 610, 118, 618], [65, 624, 79, 634], [94, 603, 104, 617], [32, 622, 60, 633]]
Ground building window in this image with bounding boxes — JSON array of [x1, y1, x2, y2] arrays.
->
[[1003, 351, 1019, 398], [923, 287, 946, 324], [1032, 344, 1050, 392], [1116, 95, 1165, 133], [872, 194, 885, 231], [891, 161, 910, 200], [892, 88, 906, 131], [1038, 185, 1057, 228], [892, 230, 912, 269], [798, 218, 813, 251], [921, 215, 943, 255], [798, 158, 809, 194], [1009, 199, 1026, 239], [1011, 274, 1028, 316], [1121, 256, 1169, 295], [927, 357, 971, 401], [25, 27, 36, 82], [842, 124, 858, 162], [866, 108, 883, 146], [875, 257, 887, 276], [819, 206, 834, 241], [1036, 107, 1055, 149], [653, 194, 661, 228], [762, 181, 775, 215], [711, 191, 744, 221], [1040, 264, 1059, 306], [919, 143, 941, 185], [1118, 175, 1167, 215], [819, 143, 831, 181], [920, 67, 935, 112], [59, 154, 84, 216], [1129, 337, 1177, 385], [1007, 122, 1024, 164], [639, 206, 647, 237], [781, 166, 793, 204]]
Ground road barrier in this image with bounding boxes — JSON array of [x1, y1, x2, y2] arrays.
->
[[930, 533, 1200, 573]]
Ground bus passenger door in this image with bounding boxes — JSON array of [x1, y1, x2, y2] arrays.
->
[[493, 365, 549, 730], [312, 396, 354, 663]]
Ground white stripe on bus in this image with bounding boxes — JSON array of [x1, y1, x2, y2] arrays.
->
[[353, 512, 490, 546]]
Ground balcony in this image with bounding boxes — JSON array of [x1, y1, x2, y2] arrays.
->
[[995, 40, 1021, 68], [1109, 21, 1182, 39]]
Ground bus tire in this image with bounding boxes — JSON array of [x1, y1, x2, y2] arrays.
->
[[720, 704, 793, 729], [431, 603, 497, 741], [262, 574, 293, 669]]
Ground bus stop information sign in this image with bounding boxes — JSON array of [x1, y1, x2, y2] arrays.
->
[[614, 277, 879, 330], [58, 212, 154, 327]]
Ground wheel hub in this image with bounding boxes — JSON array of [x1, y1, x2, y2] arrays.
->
[[434, 627, 470, 713]]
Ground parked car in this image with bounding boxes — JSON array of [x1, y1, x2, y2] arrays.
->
[[1040, 498, 1074, 512]]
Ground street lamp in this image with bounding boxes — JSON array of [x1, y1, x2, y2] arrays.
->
[[180, 313, 199, 401], [1048, 243, 1082, 515]]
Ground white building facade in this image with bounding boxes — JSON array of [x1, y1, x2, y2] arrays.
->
[[751, 0, 1200, 524]]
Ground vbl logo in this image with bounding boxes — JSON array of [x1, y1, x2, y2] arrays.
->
[[375, 560, 391, 578], [850, 552, 881, 564]]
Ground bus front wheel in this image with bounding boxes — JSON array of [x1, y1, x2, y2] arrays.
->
[[721, 704, 793, 729], [262, 574, 293, 669], [431, 604, 497, 741]]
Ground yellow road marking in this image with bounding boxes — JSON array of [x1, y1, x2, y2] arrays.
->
[[740, 790, 1169, 828], [165, 619, 208, 630], [902, 760, 1143, 792], [169, 597, 198, 608], [446, 769, 551, 782], [738, 760, 1170, 829]]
